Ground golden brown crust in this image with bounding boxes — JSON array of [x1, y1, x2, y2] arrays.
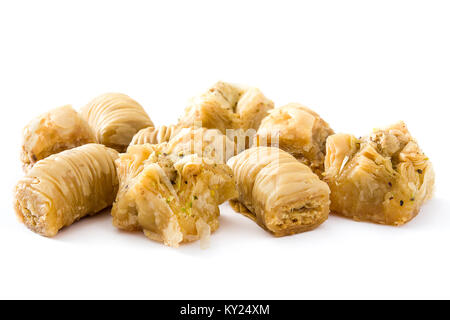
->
[[81, 93, 154, 152], [323, 121, 434, 225], [227, 147, 330, 236], [14, 144, 119, 236]]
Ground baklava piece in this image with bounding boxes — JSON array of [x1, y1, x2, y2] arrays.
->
[[14, 144, 119, 237], [20, 105, 95, 172], [112, 144, 236, 248], [323, 121, 434, 225], [81, 93, 154, 152], [255, 103, 334, 176], [227, 147, 330, 236], [177, 81, 274, 140]]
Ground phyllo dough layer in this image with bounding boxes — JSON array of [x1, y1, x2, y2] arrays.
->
[[323, 121, 434, 225], [14, 144, 119, 237], [227, 147, 330, 236]]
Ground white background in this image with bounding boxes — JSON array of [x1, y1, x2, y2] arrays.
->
[[0, 0, 449, 299]]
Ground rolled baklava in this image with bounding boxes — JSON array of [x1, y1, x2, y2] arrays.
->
[[227, 146, 330, 236], [81, 93, 154, 152], [14, 144, 119, 237], [323, 121, 434, 225]]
